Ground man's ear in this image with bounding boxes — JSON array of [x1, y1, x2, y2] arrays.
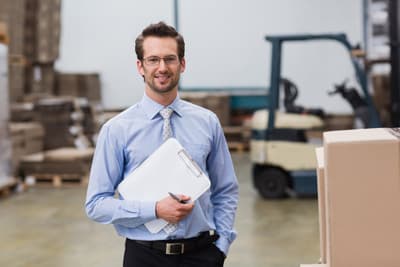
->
[[180, 58, 186, 73], [137, 60, 145, 76]]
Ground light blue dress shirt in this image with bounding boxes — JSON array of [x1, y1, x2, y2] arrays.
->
[[85, 93, 239, 255]]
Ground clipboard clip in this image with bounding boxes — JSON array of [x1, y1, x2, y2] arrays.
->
[[178, 149, 202, 177]]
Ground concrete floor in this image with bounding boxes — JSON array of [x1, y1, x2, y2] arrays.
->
[[0, 152, 320, 267]]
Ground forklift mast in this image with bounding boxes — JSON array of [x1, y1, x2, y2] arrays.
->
[[265, 33, 381, 131]]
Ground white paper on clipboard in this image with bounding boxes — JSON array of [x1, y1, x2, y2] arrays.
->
[[117, 138, 211, 233]]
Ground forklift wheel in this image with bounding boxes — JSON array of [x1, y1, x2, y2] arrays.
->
[[254, 167, 288, 199]]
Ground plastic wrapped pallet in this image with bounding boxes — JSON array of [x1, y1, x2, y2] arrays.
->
[[0, 43, 9, 121], [0, 122, 12, 182]]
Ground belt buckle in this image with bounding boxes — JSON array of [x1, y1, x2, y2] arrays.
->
[[166, 242, 184, 255]]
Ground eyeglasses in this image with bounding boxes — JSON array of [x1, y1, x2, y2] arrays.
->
[[142, 55, 180, 67]]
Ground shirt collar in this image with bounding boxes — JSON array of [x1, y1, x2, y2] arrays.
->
[[140, 92, 183, 119]]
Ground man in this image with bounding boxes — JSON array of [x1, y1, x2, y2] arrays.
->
[[85, 21, 239, 267]]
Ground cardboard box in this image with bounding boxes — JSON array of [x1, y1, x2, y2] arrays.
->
[[315, 147, 326, 264], [323, 128, 400, 267]]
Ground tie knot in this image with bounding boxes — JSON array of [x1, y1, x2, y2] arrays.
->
[[160, 107, 173, 119]]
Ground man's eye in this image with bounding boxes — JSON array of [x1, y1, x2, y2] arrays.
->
[[165, 57, 178, 64], [148, 58, 159, 64]]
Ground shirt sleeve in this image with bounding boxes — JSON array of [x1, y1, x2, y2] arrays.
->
[[85, 123, 157, 228], [206, 114, 239, 256]]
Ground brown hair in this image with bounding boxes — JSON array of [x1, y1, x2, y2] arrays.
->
[[135, 21, 185, 60]]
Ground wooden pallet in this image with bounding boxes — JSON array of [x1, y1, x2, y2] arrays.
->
[[0, 178, 18, 197], [26, 173, 89, 188]]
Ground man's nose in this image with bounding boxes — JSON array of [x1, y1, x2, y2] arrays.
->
[[158, 59, 168, 70]]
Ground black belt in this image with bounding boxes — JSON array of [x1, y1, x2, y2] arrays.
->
[[130, 230, 219, 255]]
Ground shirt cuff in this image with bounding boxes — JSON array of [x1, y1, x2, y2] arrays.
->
[[215, 235, 230, 256], [140, 201, 157, 221]]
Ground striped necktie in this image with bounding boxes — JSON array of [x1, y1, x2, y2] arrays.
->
[[160, 107, 173, 141], [159, 107, 177, 233]]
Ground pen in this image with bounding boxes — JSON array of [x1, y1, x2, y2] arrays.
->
[[168, 192, 188, 204]]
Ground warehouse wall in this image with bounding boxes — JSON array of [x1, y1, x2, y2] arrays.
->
[[56, 0, 363, 113]]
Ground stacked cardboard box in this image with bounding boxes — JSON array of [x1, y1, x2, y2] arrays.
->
[[80, 102, 97, 141], [3, 0, 26, 56], [372, 74, 391, 126], [0, 0, 62, 101], [9, 122, 24, 176], [25, 63, 55, 95], [55, 73, 102, 102], [9, 122, 44, 176], [180, 91, 230, 125], [25, 0, 61, 63], [34, 97, 75, 149], [10, 102, 35, 122], [310, 128, 400, 267], [180, 91, 207, 106], [9, 122, 44, 154], [0, 0, 61, 63], [205, 93, 230, 126], [34, 97, 92, 150], [20, 147, 94, 178], [1, 0, 27, 102], [8, 63, 26, 102]]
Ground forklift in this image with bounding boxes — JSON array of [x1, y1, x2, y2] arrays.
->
[[251, 33, 381, 199]]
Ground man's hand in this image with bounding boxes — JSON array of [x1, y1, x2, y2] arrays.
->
[[155, 195, 194, 223]]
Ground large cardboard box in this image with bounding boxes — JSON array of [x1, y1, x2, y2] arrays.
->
[[315, 147, 326, 264], [323, 128, 400, 267]]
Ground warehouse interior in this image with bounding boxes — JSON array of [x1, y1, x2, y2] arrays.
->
[[0, 1, 399, 267]]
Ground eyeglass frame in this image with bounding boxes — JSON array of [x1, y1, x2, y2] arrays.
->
[[141, 55, 181, 67]]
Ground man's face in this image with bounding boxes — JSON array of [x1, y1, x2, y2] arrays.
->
[[137, 36, 185, 95]]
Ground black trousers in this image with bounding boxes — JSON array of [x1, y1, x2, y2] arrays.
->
[[123, 239, 225, 267]]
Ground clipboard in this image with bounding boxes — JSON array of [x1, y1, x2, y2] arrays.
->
[[117, 138, 211, 233]]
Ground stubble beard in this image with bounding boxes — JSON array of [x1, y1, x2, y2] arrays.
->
[[146, 72, 180, 95]]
